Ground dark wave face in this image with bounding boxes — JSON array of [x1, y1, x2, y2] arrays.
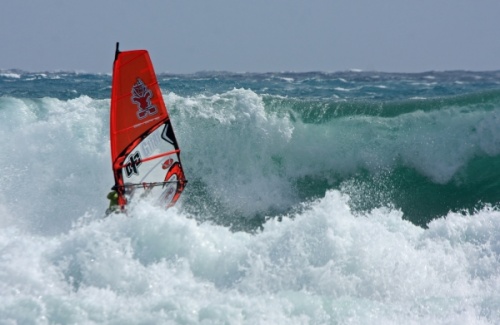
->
[[269, 89, 500, 227]]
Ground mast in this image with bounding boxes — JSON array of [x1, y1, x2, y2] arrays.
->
[[114, 42, 120, 62]]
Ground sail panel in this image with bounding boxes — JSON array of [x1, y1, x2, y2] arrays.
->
[[110, 50, 168, 162]]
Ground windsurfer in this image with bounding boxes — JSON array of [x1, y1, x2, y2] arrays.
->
[[105, 185, 119, 216], [105, 183, 140, 216]]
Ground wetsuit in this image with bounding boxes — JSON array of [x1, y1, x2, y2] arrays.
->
[[105, 190, 119, 216]]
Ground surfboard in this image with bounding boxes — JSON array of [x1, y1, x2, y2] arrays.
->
[[110, 42, 186, 210]]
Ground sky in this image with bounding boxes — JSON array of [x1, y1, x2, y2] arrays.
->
[[1, 0, 499, 74]]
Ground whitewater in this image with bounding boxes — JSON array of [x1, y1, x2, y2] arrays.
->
[[1, 70, 500, 324]]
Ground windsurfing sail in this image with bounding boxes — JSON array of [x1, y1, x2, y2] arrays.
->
[[110, 42, 186, 210]]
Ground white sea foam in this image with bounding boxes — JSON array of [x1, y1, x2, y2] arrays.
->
[[334, 87, 353, 92], [1, 190, 499, 324], [0, 72, 21, 79]]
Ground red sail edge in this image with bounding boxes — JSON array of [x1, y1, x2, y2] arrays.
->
[[110, 46, 186, 210]]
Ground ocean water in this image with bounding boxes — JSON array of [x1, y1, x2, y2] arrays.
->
[[1, 69, 500, 324]]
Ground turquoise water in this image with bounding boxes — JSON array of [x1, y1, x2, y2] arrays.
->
[[1, 70, 500, 324]]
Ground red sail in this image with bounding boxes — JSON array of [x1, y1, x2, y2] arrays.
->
[[110, 45, 186, 209]]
